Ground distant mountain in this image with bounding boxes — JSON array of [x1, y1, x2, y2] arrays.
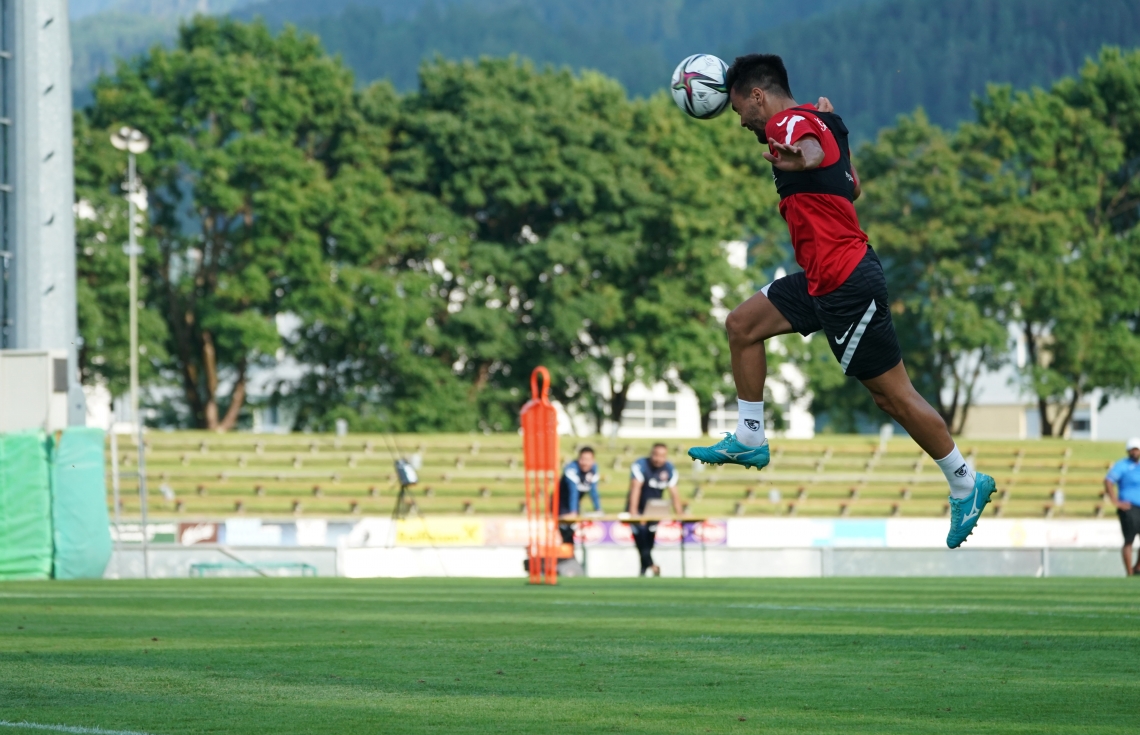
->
[[70, 0, 257, 96], [749, 0, 1140, 139], [72, 0, 251, 20], [71, 0, 1140, 140], [233, 0, 864, 96]]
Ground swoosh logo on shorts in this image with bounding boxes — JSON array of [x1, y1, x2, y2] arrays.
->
[[834, 323, 855, 344]]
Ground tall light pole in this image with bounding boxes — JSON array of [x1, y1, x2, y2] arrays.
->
[[110, 126, 149, 438], [110, 125, 150, 578]]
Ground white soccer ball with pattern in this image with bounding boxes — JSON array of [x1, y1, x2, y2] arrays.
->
[[670, 54, 730, 119]]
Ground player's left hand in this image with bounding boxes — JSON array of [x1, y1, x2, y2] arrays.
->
[[764, 141, 810, 170], [816, 96, 834, 113]]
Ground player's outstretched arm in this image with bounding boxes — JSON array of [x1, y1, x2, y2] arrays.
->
[[763, 137, 825, 171]]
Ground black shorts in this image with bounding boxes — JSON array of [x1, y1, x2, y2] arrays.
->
[[764, 246, 902, 381], [1118, 506, 1140, 545]]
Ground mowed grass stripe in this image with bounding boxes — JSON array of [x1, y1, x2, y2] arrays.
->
[[0, 579, 1137, 734]]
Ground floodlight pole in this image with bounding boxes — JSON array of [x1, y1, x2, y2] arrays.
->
[[112, 126, 150, 578], [127, 148, 149, 578], [127, 147, 139, 444]]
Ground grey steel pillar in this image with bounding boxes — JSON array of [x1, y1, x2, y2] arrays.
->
[[5, 0, 84, 424], [0, 2, 13, 346]]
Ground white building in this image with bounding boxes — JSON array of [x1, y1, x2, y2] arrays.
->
[[947, 323, 1140, 441]]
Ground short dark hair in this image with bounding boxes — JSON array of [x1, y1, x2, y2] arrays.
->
[[725, 54, 792, 98], [578, 446, 594, 456], [651, 443, 668, 452]]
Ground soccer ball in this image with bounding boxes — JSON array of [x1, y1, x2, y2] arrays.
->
[[670, 54, 730, 119]]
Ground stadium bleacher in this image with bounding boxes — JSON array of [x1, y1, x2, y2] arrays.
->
[[107, 433, 1124, 520]]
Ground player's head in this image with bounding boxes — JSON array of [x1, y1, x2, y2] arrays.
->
[[1127, 437, 1140, 461], [726, 53, 793, 139], [649, 443, 668, 468], [577, 446, 595, 471]]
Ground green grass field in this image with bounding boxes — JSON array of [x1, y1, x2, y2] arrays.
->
[[1, 578, 1138, 734]]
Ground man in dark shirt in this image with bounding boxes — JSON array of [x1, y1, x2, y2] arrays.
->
[[626, 443, 681, 577]]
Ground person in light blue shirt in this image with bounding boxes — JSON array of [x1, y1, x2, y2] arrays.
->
[[1105, 437, 1140, 576]]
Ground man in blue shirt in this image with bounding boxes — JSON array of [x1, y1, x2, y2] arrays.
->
[[1105, 437, 1140, 576], [625, 443, 682, 577], [559, 447, 602, 545], [560, 447, 602, 516]]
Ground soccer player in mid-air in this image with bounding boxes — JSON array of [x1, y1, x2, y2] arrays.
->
[[687, 54, 996, 548]]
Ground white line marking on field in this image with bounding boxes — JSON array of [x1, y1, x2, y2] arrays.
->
[[0, 721, 157, 735], [550, 599, 1140, 620]]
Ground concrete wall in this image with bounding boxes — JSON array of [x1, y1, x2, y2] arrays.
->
[[957, 404, 1026, 440], [105, 544, 1125, 579]]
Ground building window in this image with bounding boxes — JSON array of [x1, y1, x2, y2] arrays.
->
[[621, 400, 646, 427], [1071, 419, 1090, 432], [621, 399, 678, 429], [652, 401, 677, 428]]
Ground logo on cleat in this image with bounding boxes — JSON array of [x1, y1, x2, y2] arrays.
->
[[717, 449, 751, 460], [963, 494, 982, 522]]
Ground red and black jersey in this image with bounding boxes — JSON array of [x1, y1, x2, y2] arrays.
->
[[764, 104, 867, 297]]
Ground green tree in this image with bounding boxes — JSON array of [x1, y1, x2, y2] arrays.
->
[[633, 94, 781, 432], [384, 59, 711, 430], [856, 111, 1009, 433], [962, 65, 1140, 435], [287, 58, 777, 433], [83, 17, 353, 429]]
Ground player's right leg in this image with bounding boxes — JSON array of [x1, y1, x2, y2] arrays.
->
[[688, 275, 816, 470], [859, 363, 997, 547], [812, 247, 995, 548]]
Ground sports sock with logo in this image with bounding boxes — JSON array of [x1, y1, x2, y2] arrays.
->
[[735, 400, 766, 447], [934, 445, 975, 499]]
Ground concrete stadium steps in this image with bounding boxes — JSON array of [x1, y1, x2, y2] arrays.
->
[[106, 433, 1122, 519]]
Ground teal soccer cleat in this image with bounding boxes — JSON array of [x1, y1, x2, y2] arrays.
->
[[688, 433, 770, 471], [946, 472, 997, 549]]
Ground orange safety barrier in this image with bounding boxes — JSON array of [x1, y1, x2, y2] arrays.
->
[[521, 366, 561, 585]]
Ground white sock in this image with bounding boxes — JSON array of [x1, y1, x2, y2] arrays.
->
[[735, 400, 766, 447], [934, 444, 975, 498]]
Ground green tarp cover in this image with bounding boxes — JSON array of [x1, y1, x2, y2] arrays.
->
[[0, 431, 52, 580], [51, 428, 112, 579]]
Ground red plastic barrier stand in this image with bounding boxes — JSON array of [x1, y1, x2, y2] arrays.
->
[[521, 366, 560, 585]]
